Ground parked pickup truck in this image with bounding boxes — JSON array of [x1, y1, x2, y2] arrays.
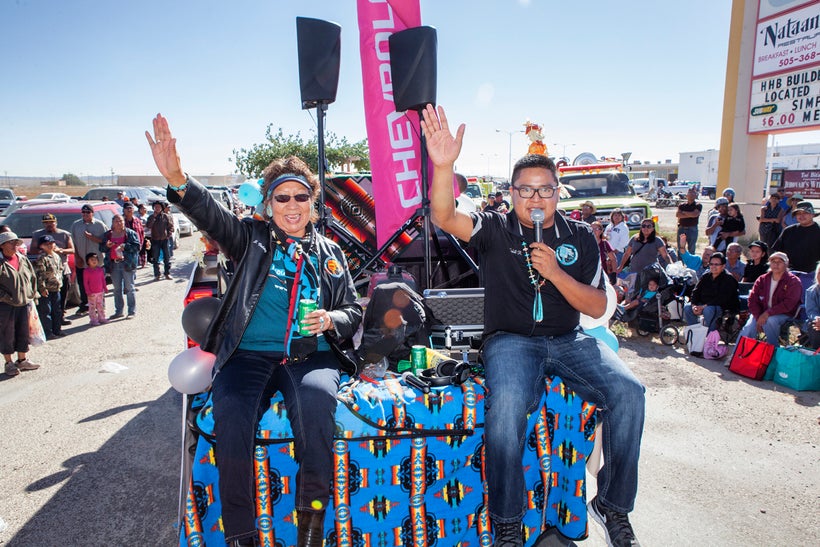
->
[[700, 184, 716, 200], [558, 163, 653, 231], [0, 188, 19, 215]]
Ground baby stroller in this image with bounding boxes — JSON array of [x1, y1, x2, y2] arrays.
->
[[659, 266, 698, 345], [614, 263, 681, 344]]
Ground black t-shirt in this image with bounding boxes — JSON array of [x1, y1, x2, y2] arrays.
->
[[743, 261, 769, 283], [772, 222, 820, 273], [468, 211, 605, 337], [676, 202, 702, 227]]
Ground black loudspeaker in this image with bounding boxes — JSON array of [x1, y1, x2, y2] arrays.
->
[[296, 17, 341, 109], [389, 26, 437, 112]]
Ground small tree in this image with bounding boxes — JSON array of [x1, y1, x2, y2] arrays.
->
[[232, 125, 369, 178], [62, 173, 85, 186]]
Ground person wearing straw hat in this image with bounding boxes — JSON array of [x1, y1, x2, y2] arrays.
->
[[780, 193, 804, 229], [580, 200, 597, 223], [0, 231, 41, 377]]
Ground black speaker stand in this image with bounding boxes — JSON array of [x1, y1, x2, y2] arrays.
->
[[354, 121, 478, 290]]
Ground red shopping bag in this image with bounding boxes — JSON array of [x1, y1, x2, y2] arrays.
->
[[728, 336, 776, 380]]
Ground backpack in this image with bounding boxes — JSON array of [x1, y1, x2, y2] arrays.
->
[[703, 329, 729, 360], [357, 281, 433, 371]]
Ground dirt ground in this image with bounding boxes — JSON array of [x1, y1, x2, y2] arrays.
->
[[0, 237, 818, 546]]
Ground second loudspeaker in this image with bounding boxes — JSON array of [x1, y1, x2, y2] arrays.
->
[[389, 26, 437, 112]]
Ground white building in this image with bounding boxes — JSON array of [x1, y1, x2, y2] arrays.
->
[[679, 144, 820, 190]]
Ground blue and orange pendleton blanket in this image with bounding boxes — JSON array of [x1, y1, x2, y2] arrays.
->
[[179, 374, 597, 546]]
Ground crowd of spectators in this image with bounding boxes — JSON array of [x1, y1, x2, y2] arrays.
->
[[671, 190, 818, 349], [1, 199, 180, 377], [467, 182, 819, 349]]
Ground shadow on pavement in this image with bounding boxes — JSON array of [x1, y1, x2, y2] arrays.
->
[[8, 389, 181, 546]]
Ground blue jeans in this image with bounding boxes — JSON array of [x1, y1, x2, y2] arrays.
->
[[212, 350, 340, 542], [150, 238, 171, 277], [683, 304, 722, 332], [482, 330, 645, 522], [109, 262, 135, 315], [739, 313, 791, 344], [37, 290, 63, 335], [677, 225, 698, 254]]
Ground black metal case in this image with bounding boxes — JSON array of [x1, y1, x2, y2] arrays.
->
[[423, 288, 484, 350]]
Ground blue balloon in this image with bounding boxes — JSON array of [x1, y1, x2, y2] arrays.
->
[[585, 326, 619, 353], [238, 180, 263, 206]]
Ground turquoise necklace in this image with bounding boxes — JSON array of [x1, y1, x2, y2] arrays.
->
[[520, 240, 544, 322]]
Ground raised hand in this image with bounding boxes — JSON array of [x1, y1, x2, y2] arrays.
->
[[145, 114, 186, 186], [420, 104, 465, 168]]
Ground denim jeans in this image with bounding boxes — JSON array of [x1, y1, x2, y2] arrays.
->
[[677, 225, 699, 254], [75, 267, 89, 311], [482, 330, 645, 522], [109, 262, 135, 315], [739, 313, 791, 344], [37, 290, 63, 335], [150, 238, 171, 277], [683, 304, 722, 332], [212, 349, 340, 541]]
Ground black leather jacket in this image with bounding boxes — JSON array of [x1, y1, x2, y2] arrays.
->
[[169, 177, 362, 373]]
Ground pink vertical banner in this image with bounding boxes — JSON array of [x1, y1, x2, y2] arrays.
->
[[357, 0, 423, 248]]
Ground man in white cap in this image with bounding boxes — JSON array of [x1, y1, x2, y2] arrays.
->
[[740, 252, 802, 343], [771, 201, 820, 273]]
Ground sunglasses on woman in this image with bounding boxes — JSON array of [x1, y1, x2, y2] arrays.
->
[[272, 193, 311, 203]]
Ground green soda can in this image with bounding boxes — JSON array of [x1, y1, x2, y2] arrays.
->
[[410, 345, 427, 374], [298, 299, 317, 336]]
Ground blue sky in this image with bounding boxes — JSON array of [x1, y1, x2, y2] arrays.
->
[[1, 0, 817, 179]]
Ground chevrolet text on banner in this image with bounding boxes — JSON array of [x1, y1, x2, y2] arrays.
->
[[357, 0, 423, 247]]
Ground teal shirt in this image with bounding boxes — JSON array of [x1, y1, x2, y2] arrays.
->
[[239, 247, 329, 352], [680, 251, 702, 272]]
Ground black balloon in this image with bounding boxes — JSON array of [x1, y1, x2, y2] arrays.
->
[[181, 297, 221, 346]]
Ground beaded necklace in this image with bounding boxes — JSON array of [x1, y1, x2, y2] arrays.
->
[[518, 231, 545, 323]]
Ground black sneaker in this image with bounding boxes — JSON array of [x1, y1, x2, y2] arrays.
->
[[588, 497, 641, 547], [110, 312, 125, 320], [61, 319, 72, 326], [492, 520, 523, 547]]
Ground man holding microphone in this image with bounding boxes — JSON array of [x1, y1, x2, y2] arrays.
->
[[420, 104, 644, 547]]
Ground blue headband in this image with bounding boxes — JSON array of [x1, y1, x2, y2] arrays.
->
[[265, 173, 312, 199]]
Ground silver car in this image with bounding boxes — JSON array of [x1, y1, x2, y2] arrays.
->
[[170, 204, 194, 237]]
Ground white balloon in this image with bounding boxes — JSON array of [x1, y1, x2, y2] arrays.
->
[[168, 347, 216, 394], [579, 282, 618, 330]]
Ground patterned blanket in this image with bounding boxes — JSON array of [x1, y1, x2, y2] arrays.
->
[[180, 374, 597, 546]]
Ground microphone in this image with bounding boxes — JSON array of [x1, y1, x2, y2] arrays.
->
[[530, 208, 545, 243], [401, 372, 430, 393]]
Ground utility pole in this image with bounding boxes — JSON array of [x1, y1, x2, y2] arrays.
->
[[496, 129, 523, 181]]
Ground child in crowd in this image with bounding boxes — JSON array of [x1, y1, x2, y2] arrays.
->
[[33, 235, 64, 338], [618, 279, 660, 314], [83, 252, 108, 325]]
